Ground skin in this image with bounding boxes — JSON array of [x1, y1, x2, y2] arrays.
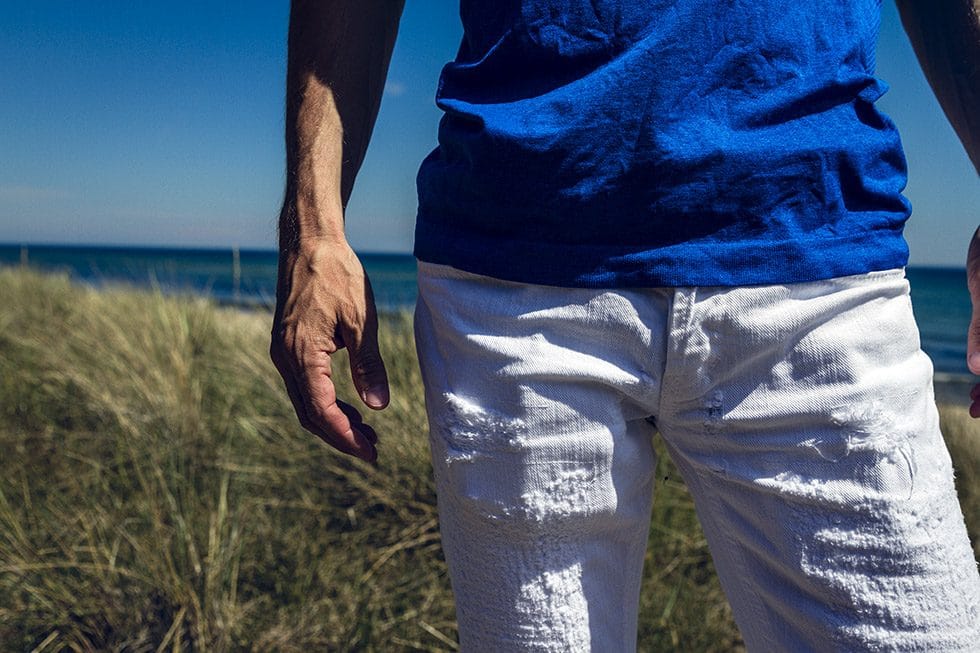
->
[[270, 0, 404, 462], [895, 0, 980, 415], [272, 1, 980, 462]]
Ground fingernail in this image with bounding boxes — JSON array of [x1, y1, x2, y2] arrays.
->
[[363, 386, 389, 408], [970, 353, 980, 373]]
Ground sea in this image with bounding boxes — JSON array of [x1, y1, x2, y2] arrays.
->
[[1, 243, 975, 378]]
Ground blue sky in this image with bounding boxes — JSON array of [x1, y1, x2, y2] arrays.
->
[[0, 1, 976, 266]]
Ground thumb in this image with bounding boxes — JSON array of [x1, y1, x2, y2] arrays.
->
[[345, 314, 390, 410], [968, 306, 980, 375], [967, 227, 980, 374]]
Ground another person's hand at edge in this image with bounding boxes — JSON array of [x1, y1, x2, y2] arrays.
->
[[897, 0, 979, 413], [966, 227, 980, 416]]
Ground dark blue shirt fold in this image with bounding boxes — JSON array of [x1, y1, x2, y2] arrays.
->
[[415, 0, 910, 287]]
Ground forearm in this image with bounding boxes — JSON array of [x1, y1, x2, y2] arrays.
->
[[896, 0, 980, 174], [280, 0, 404, 252]]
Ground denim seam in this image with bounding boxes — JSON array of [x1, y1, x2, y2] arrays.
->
[[659, 287, 695, 407], [659, 284, 776, 651]]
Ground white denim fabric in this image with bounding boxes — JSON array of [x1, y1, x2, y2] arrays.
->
[[414, 261, 980, 652]]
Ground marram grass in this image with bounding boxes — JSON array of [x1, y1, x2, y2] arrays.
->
[[0, 268, 976, 652]]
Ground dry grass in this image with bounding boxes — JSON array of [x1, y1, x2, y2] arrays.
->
[[940, 404, 980, 555], [0, 268, 975, 652]]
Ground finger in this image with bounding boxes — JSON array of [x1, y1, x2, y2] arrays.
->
[[342, 285, 390, 410], [296, 352, 377, 461], [275, 336, 376, 460], [274, 345, 362, 455], [361, 423, 378, 445], [271, 342, 315, 430], [971, 381, 980, 418], [968, 309, 980, 375], [337, 399, 378, 444], [319, 401, 377, 460]]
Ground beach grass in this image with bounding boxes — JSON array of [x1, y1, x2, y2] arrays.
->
[[0, 267, 976, 652]]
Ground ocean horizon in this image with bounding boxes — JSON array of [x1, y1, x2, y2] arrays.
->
[[1, 242, 975, 378]]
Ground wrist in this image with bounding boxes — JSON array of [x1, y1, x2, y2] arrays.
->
[[277, 197, 348, 253]]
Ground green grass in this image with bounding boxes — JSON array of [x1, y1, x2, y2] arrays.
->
[[0, 268, 976, 652]]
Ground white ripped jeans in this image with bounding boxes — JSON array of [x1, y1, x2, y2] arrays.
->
[[413, 261, 980, 652]]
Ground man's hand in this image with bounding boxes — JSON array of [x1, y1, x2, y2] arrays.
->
[[967, 228, 980, 417], [271, 239, 389, 461], [272, 0, 403, 458]]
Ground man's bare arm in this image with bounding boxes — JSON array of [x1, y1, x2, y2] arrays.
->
[[896, 0, 980, 411], [271, 0, 405, 461], [897, 0, 980, 174]]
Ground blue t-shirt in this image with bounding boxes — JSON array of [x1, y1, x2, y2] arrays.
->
[[414, 1, 911, 287]]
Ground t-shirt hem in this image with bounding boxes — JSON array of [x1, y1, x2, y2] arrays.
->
[[412, 223, 910, 288]]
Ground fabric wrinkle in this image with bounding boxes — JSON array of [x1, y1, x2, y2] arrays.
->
[[416, 262, 980, 651]]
